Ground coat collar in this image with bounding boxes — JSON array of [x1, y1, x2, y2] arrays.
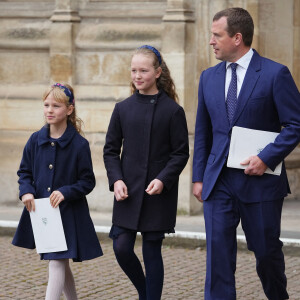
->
[[38, 122, 77, 148], [134, 90, 163, 104]]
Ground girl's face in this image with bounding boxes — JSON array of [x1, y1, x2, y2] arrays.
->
[[44, 92, 73, 127], [131, 54, 161, 95]]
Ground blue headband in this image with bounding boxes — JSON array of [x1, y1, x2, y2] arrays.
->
[[52, 83, 74, 105], [138, 45, 162, 65]]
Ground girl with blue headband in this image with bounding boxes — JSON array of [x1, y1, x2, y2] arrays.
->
[[104, 46, 189, 299], [12, 83, 103, 300]]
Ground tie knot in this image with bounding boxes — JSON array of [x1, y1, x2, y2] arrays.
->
[[230, 63, 238, 72]]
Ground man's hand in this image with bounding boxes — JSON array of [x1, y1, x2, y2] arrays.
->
[[240, 155, 268, 176], [50, 191, 65, 208], [146, 179, 164, 195], [193, 182, 203, 203], [22, 193, 35, 212], [114, 180, 129, 201]]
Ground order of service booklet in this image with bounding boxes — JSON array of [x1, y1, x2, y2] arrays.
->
[[29, 198, 68, 253], [227, 126, 282, 176]]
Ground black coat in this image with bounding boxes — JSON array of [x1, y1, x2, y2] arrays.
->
[[103, 90, 189, 231]]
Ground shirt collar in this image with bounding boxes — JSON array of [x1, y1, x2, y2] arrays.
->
[[226, 48, 254, 70]]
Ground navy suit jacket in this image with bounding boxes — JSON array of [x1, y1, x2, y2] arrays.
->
[[193, 50, 300, 202]]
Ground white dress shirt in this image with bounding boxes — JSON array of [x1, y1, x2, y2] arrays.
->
[[225, 48, 254, 99]]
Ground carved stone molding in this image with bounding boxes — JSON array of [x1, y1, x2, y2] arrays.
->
[[50, 10, 81, 22]]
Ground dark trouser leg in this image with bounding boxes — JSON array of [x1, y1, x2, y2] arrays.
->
[[203, 175, 240, 300], [113, 232, 147, 300], [239, 199, 289, 300], [142, 238, 164, 300]]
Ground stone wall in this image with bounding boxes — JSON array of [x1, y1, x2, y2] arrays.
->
[[0, 0, 299, 214]]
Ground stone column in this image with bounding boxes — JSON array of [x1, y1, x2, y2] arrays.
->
[[207, 0, 228, 67], [246, 0, 259, 50], [50, 0, 80, 84], [294, 0, 300, 89], [162, 0, 195, 104], [162, 0, 200, 215]]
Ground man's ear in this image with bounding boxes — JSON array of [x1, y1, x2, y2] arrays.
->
[[235, 33, 243, 46]]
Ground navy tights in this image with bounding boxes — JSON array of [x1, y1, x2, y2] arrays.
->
[[113, 232, 164, 300]]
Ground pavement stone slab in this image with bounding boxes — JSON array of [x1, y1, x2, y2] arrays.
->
[[1, 237, 300, 299]]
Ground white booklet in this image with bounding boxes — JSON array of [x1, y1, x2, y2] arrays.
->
[[29, 198, 68, 253], [227, 126, 282, 176]]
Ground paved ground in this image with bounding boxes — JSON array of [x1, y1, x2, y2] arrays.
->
[[1, 235, 300, 300], [1, 199, 300, 299]]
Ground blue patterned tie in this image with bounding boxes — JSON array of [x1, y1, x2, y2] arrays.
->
[[226, 63, 238, 123]]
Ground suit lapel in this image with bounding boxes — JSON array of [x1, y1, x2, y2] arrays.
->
[[231, 50, 261, 126], [214, 62, 230, 127]]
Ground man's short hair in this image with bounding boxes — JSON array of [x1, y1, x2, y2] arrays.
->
[[213, 7, 254, 47]]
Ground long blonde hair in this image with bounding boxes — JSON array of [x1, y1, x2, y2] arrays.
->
[[43, 83, 83, 135], [130, 47, 179, 102]]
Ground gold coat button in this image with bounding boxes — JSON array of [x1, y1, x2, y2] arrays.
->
[[47, 187, 51, 192], [49, 164, 53, 169], [51, 142, 55, 146]]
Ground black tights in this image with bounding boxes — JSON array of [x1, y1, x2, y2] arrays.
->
[[113, 232, 164, 300]]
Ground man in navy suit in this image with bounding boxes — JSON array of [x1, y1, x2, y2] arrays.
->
[[192, 7, 300, 300]]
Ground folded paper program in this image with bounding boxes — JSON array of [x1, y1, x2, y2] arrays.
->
[[227, 126, 282, 176], [29, 198, 67, 253]]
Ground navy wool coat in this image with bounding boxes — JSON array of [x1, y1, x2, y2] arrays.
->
[[12, 123, 103, 262], [103, 90, 189, 232]]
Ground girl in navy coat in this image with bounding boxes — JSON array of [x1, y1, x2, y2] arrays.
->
[[12, 83, 103, 300], [103, 45, 189, 299]]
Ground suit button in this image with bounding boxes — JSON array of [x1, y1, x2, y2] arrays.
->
[[51, 142, 55, 146], [150, 99, 155, 104], [49, 164, 53, 169], [47, 187, 51, 192]]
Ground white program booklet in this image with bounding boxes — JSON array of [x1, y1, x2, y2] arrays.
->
[[227, 126, 282, 176], [29, 198, 68, 253]]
